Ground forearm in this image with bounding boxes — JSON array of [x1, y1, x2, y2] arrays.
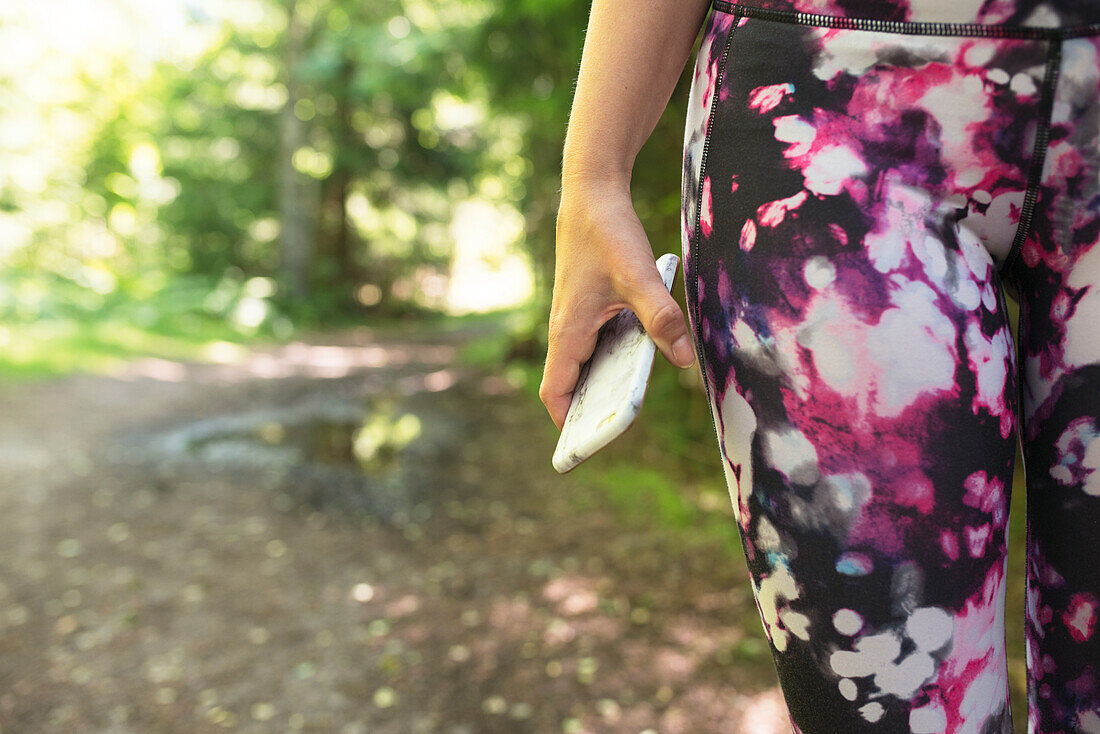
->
[[561, 0, 712, 189]]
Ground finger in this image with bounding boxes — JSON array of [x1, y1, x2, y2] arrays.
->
[[540, 313, 601, 431], [616, 265, 695, 369]]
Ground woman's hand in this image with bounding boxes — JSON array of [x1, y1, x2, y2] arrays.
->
[[538, 0, 711, 431], [539, 177, 696, 432]]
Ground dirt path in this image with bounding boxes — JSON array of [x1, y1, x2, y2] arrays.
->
[[0, 325, 788, 734]]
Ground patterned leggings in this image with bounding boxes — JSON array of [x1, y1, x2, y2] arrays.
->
[[681, 0, 1100, 731]]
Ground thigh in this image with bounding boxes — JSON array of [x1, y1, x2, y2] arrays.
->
[[682, 11, 1037, 733]]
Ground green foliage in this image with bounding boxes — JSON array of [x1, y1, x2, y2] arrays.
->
[[0, 0, 702, 381], [588, 462, 742, 552]]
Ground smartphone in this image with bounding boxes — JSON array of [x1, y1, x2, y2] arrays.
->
[[551, 252, 681, 474]]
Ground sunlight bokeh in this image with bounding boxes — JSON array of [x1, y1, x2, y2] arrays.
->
[[0, 0, 540, 378]]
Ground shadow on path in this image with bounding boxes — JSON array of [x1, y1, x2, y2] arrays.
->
[[0, 324, 787, 734]]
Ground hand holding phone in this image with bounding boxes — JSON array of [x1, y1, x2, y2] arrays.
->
[[552, 252, 681, 473]]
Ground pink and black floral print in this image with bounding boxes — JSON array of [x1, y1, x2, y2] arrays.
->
[[681, 1, 1100, 731]]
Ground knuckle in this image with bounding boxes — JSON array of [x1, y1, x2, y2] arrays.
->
[[547, 305, 571, 333], [545, 318, 564, 347], [548, 306, 596, 352], [545, 328, 566, 357], [609, 266, 639, 296], [650, 301, 682, 339]]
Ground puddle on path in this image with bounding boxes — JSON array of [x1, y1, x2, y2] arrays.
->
[[187, 396, 422, 477], [118, 387, 474, 522]]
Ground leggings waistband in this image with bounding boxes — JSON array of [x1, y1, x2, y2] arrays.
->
[[714, 0, 1100, 35]]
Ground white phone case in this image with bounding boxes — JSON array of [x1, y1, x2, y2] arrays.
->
[[551, 252, 681, 473]]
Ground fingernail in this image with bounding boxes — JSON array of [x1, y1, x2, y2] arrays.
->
[[672, 335, 694, 367]]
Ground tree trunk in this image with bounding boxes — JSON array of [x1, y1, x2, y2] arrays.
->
[[313, 53, 357, 307], [331, 55, 356, 286], [278, 0, 313, 301]]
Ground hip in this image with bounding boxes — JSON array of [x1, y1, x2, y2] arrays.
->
[[714, 0, 1100, 31]]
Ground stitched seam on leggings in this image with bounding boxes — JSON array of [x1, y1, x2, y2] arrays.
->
[[1002, 37, 1062, 276], [712, 0, 1100, 37], [691, 7, 742, 436]]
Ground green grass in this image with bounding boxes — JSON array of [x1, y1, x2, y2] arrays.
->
[[581, 459, 743, 553], [0, 297, 539, 383], [0, 317, 264, 380]]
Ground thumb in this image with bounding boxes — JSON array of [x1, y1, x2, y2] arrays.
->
[[624, 267, 696, 369]]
